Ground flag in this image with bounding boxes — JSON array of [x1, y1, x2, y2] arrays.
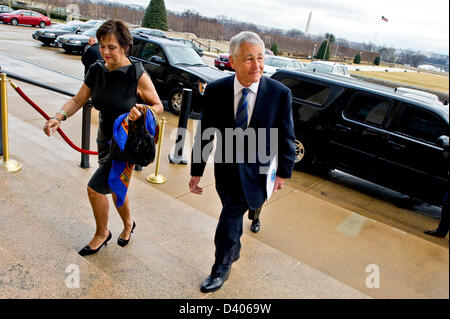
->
[[381, 16, 388, 22]]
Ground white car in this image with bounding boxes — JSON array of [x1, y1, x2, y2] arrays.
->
[[263, 56, 305, 77], [395, 87, 440, 102], [306, 61, 351, 77]]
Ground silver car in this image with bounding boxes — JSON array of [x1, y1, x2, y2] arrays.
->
[[263, 56, 305, 77], [306, 61, 351, 77]]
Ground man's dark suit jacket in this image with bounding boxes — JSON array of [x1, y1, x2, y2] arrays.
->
[[82, 43, 103, 76], [191, 75, 296, 210]]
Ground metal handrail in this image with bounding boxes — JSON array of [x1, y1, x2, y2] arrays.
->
[[2, 70, 93, 168]]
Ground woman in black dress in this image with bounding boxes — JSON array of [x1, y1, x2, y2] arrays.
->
[[44, 19, 164, 255]]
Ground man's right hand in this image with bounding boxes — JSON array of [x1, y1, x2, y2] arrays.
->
[[189, 176, 203, 195]]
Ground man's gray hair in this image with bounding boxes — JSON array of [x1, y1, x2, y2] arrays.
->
[[229, 31, 265, 58]]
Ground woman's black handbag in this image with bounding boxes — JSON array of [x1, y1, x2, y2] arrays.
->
[[109, 115, 156, 167]]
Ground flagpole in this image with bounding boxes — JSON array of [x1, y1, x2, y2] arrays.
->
[[370, 19, 381, 53]]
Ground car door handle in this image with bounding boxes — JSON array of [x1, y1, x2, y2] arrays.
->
[[388, 140, 406, 150], [336, 124, 352, 133]]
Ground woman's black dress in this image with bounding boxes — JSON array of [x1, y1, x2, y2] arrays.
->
[[83, 60, 145, 194]]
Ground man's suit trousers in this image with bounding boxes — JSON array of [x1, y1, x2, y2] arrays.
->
[[212, 168, 249, 277]]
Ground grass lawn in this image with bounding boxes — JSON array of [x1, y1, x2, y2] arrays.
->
[[351, 71, 449, 93]]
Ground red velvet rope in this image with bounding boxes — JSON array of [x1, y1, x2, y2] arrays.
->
[[13, 85, 98, 155]]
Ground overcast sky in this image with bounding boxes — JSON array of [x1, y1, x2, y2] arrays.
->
[[113, 0, 449, 55]]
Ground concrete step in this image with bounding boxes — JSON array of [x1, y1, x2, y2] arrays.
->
[[0, 198, 137, 298], [1, 114, 370, 298]]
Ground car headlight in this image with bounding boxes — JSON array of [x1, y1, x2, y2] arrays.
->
[[69, 40, 81, 45], [46, 33, 56, 37], [198, 81, 207, 95]]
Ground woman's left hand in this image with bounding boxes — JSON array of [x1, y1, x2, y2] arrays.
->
[[128, 104, 146, 121]]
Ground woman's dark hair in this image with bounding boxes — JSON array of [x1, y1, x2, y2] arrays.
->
[[96, 19, 133, 55]]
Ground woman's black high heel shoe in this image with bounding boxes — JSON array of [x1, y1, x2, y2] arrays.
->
[[78, 231, 112, 256], [117, 221, 136, 247]]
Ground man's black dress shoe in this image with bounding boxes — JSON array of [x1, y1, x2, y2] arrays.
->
[[200, 270, 230, 293], [79, 231, 112, 256], [250, 219, 260, 233], [424, 229, 448, 238], [118, 221, 136, 247]]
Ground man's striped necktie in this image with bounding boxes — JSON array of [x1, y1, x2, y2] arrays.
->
[[236, 88, 249, 129]]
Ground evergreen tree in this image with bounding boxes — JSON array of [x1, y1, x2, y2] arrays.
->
[[315, 40, 330, 60], [270, 43, 278, 56], [354, 53, 361, 64], [142, 0, 168, 30], [374, 56, 381, 65]]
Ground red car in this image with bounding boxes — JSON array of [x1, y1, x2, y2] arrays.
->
[[1, 10, 51, 28], [214, 53, 234, 71]]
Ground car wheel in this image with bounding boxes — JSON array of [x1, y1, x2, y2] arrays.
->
[[168, 88, 183, 115], [39, 21, 45, 28], [11, 18, 18, 26], [293, 132, 314, 170]]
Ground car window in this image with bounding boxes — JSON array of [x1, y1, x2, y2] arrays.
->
[[131, 38, 142, 57], [345, 93, 392, 126], [307, 63, 333, 73], [141, 42, 165, 60], [343, 66, 349, 75], [279, 77, 333, 107], [265, 57, 289, 68], [82, 28, 97, 37], [165, 45, 205, 65], [31, 12, 40, 17], [394, 104, 447, 144], [335, 66, 345, 75]]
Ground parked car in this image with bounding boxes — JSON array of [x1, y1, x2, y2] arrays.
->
[[168, 37, 203, 56], [0, 5, 14, 15], [263, 56, 305, 76], [214, 53, 233, 71], [0, 9, 51, 28], [74, 19, 104, 34], [265, 48, 274, 56], [32, 20, 85, 46], [271, 69, 449, 205], [55, 27, 98, 54], [131, 27, 166, 38], [306, 61, 351, 77], [395, 87, 440, 102], [130, 34, 228, 116]]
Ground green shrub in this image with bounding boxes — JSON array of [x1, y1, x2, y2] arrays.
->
[[270, 43, 278, 56], [354, 53, 361, 64], [374, 56, 381, 65], [315, 41, 330, 60]]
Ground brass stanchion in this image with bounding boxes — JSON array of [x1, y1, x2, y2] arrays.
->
[[1, 73, 22, 172], [146, 117, 167, 184]]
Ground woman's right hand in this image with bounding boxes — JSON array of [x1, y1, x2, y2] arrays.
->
[[44, 118, 60, 137]]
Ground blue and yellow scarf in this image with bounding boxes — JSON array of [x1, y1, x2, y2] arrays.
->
[[108, 106, 158, 207]]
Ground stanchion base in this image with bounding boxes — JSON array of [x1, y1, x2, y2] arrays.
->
[[2, 158, 22, 172], [146, 173, 166, 184]]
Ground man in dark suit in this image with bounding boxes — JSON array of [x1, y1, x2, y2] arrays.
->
[[81, 36, 102, 77], [189, 31, 296, 293]]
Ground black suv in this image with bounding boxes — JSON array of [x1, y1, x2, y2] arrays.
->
[[130, 34, 227, 116], [272, 69, 449, 205]]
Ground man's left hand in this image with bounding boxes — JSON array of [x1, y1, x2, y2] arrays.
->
[[273, 176, 285, 193]]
